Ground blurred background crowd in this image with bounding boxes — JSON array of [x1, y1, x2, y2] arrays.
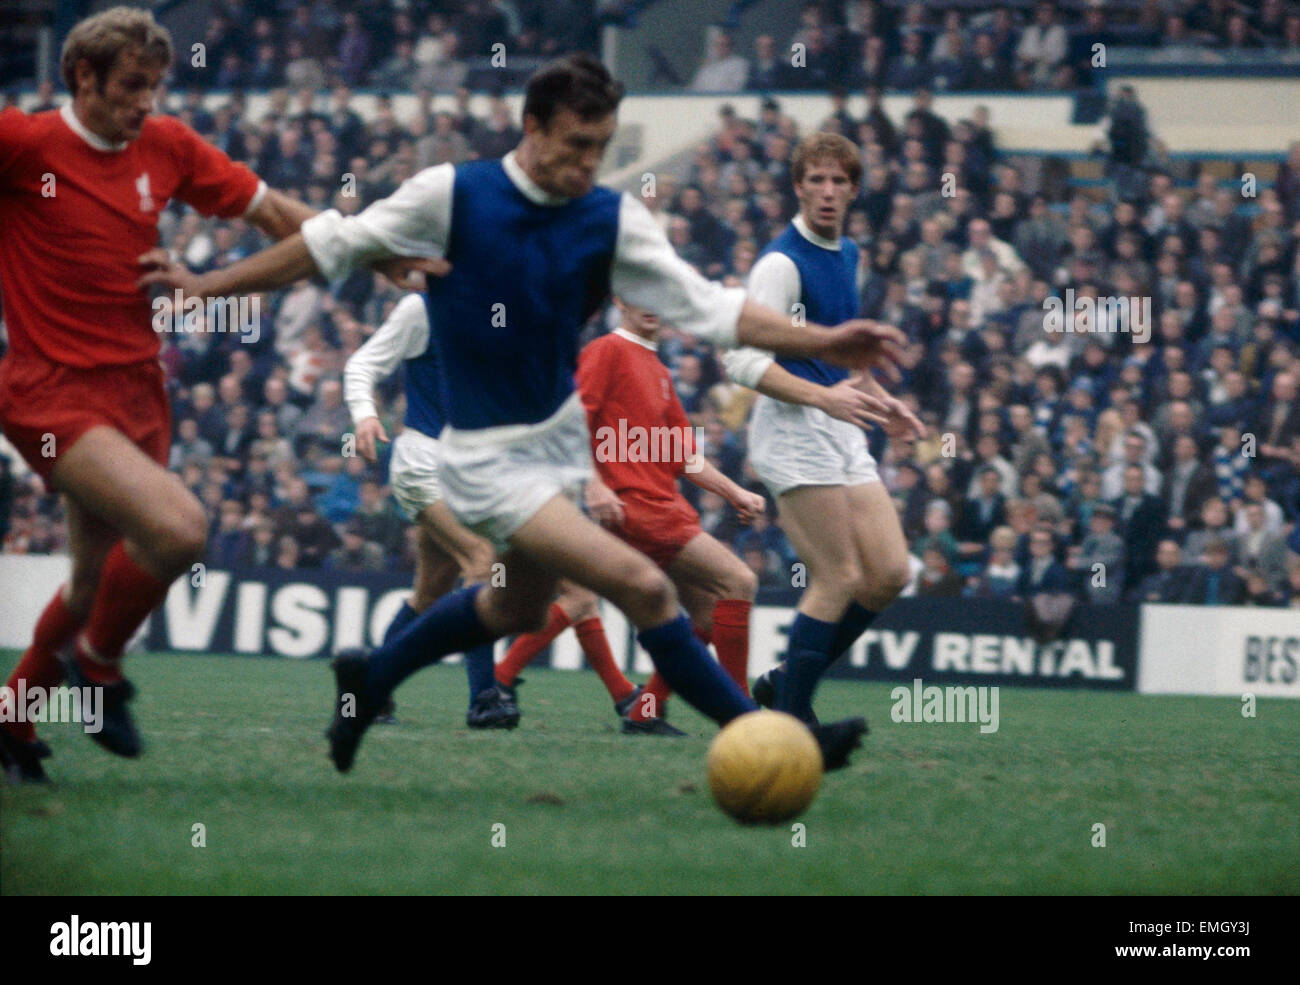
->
[[1, 0, 1299, 607]]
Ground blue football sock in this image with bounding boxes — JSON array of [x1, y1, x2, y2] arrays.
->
[[777, 613, 838, 722], [382, 601, 419, 646], [464, 643, 497, 706], [638, 613, 757, 725], [830, 602, 879, 660], [365, 585, 494, 702]]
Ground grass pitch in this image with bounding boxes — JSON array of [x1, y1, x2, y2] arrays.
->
[[2, 649, 1297, 895]]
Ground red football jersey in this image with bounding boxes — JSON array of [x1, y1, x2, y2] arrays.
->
[[0, 106, 262, 368], [577, 329, 696, 505]]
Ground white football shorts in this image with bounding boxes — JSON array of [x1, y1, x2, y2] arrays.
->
[[388, 426, 444, 522], [437, 392, 593, 551], [748, 394, 880, 497]]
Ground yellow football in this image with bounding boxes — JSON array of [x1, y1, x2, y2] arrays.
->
[[707, 710, 823, 825]]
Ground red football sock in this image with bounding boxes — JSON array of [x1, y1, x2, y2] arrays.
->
[[78, 543, 170, 683], [711, 598, 752, 696], [629, 672, 673, 722], [495, 603, 570, 686], [574, 616, 636, 703], [2, 587, 81, 742]]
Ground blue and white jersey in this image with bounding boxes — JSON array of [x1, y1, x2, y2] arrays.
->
[[724, 215, 859, 390], [343, 292, 443, 438], [307, 152, 746, 432]]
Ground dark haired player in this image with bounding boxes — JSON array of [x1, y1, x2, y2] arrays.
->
[[143, 54, 906, 774]]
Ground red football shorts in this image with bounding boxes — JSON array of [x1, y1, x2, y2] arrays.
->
[[0, 352, 171, 491], [610, 491, 703, 570]]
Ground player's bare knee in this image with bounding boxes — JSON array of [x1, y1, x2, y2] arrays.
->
[[726, 562, 759, 602], [875, 560, 911, 603], [462, 544, 495, 584], [154, 505, 208, 573], [624, 566, 677, 623], [826, 561, 865, 598]]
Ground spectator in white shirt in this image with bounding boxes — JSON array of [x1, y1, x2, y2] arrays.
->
[[962, 218, 1026, 280], [690, 32, 750, 92], [1016, 2, 1068, 88]]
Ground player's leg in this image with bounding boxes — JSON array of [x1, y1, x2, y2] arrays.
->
[[667, 531, 758, 693], [763, 484, 863, 723], [332, 495, 860, 770], [616, 578, 720, 737], [3, 500, 115, 736], [371, 522, 462, 725], [494, 579, 580, 687], [326, 546, 555, 771], [50, 426, 208, 756], [501, 496, 756, 726], [553, 583, 639, 710], [838, 481, 911, 655], [509, 501, 864, 764], [350, 494, 748, 727], [409, 504, 506, 726], [0, 498, 119, 780], [497, 579, 637, 708], [625, 534, 759, 730], [384, 428, 500, 724]]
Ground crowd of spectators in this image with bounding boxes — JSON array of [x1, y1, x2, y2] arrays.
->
[[656, 89, 1300, 607], [168, 1, 600, 92], [2, 9, 1300, 609], [692, 0, 1300, 94]]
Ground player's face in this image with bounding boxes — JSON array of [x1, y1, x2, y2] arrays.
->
[[527, 108, 617, 199], [80, 49, 166, 143], [794, 159, 858, 240], [618, 301, 661, 338]]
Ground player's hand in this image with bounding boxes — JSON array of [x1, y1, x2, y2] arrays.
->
[[821, 320, 907, 381], [373, 256, 452, 291], [136, 249, 209, 297], [819, 375, 891, 428], [584, 480, 625, 528], [730, 489, 766, 525], [354, 417, 388, 462], [873, 392, 927, 441]]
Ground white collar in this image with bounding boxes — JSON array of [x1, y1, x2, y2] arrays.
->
[[613, 327, 657, 351], [61, 104, 129, 152], [502, 150, 569, 206], [793, 214, 841, 251]]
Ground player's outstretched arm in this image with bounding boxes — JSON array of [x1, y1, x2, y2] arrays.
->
[[138, 232, 318, 297], [141, 163, 456, 297], [746, 361, 890, 428], [138, 234, 450, 298], [734, 299, 906, 378]]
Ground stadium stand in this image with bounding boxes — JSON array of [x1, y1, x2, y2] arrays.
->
[[1, 0, 1297, 608]]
